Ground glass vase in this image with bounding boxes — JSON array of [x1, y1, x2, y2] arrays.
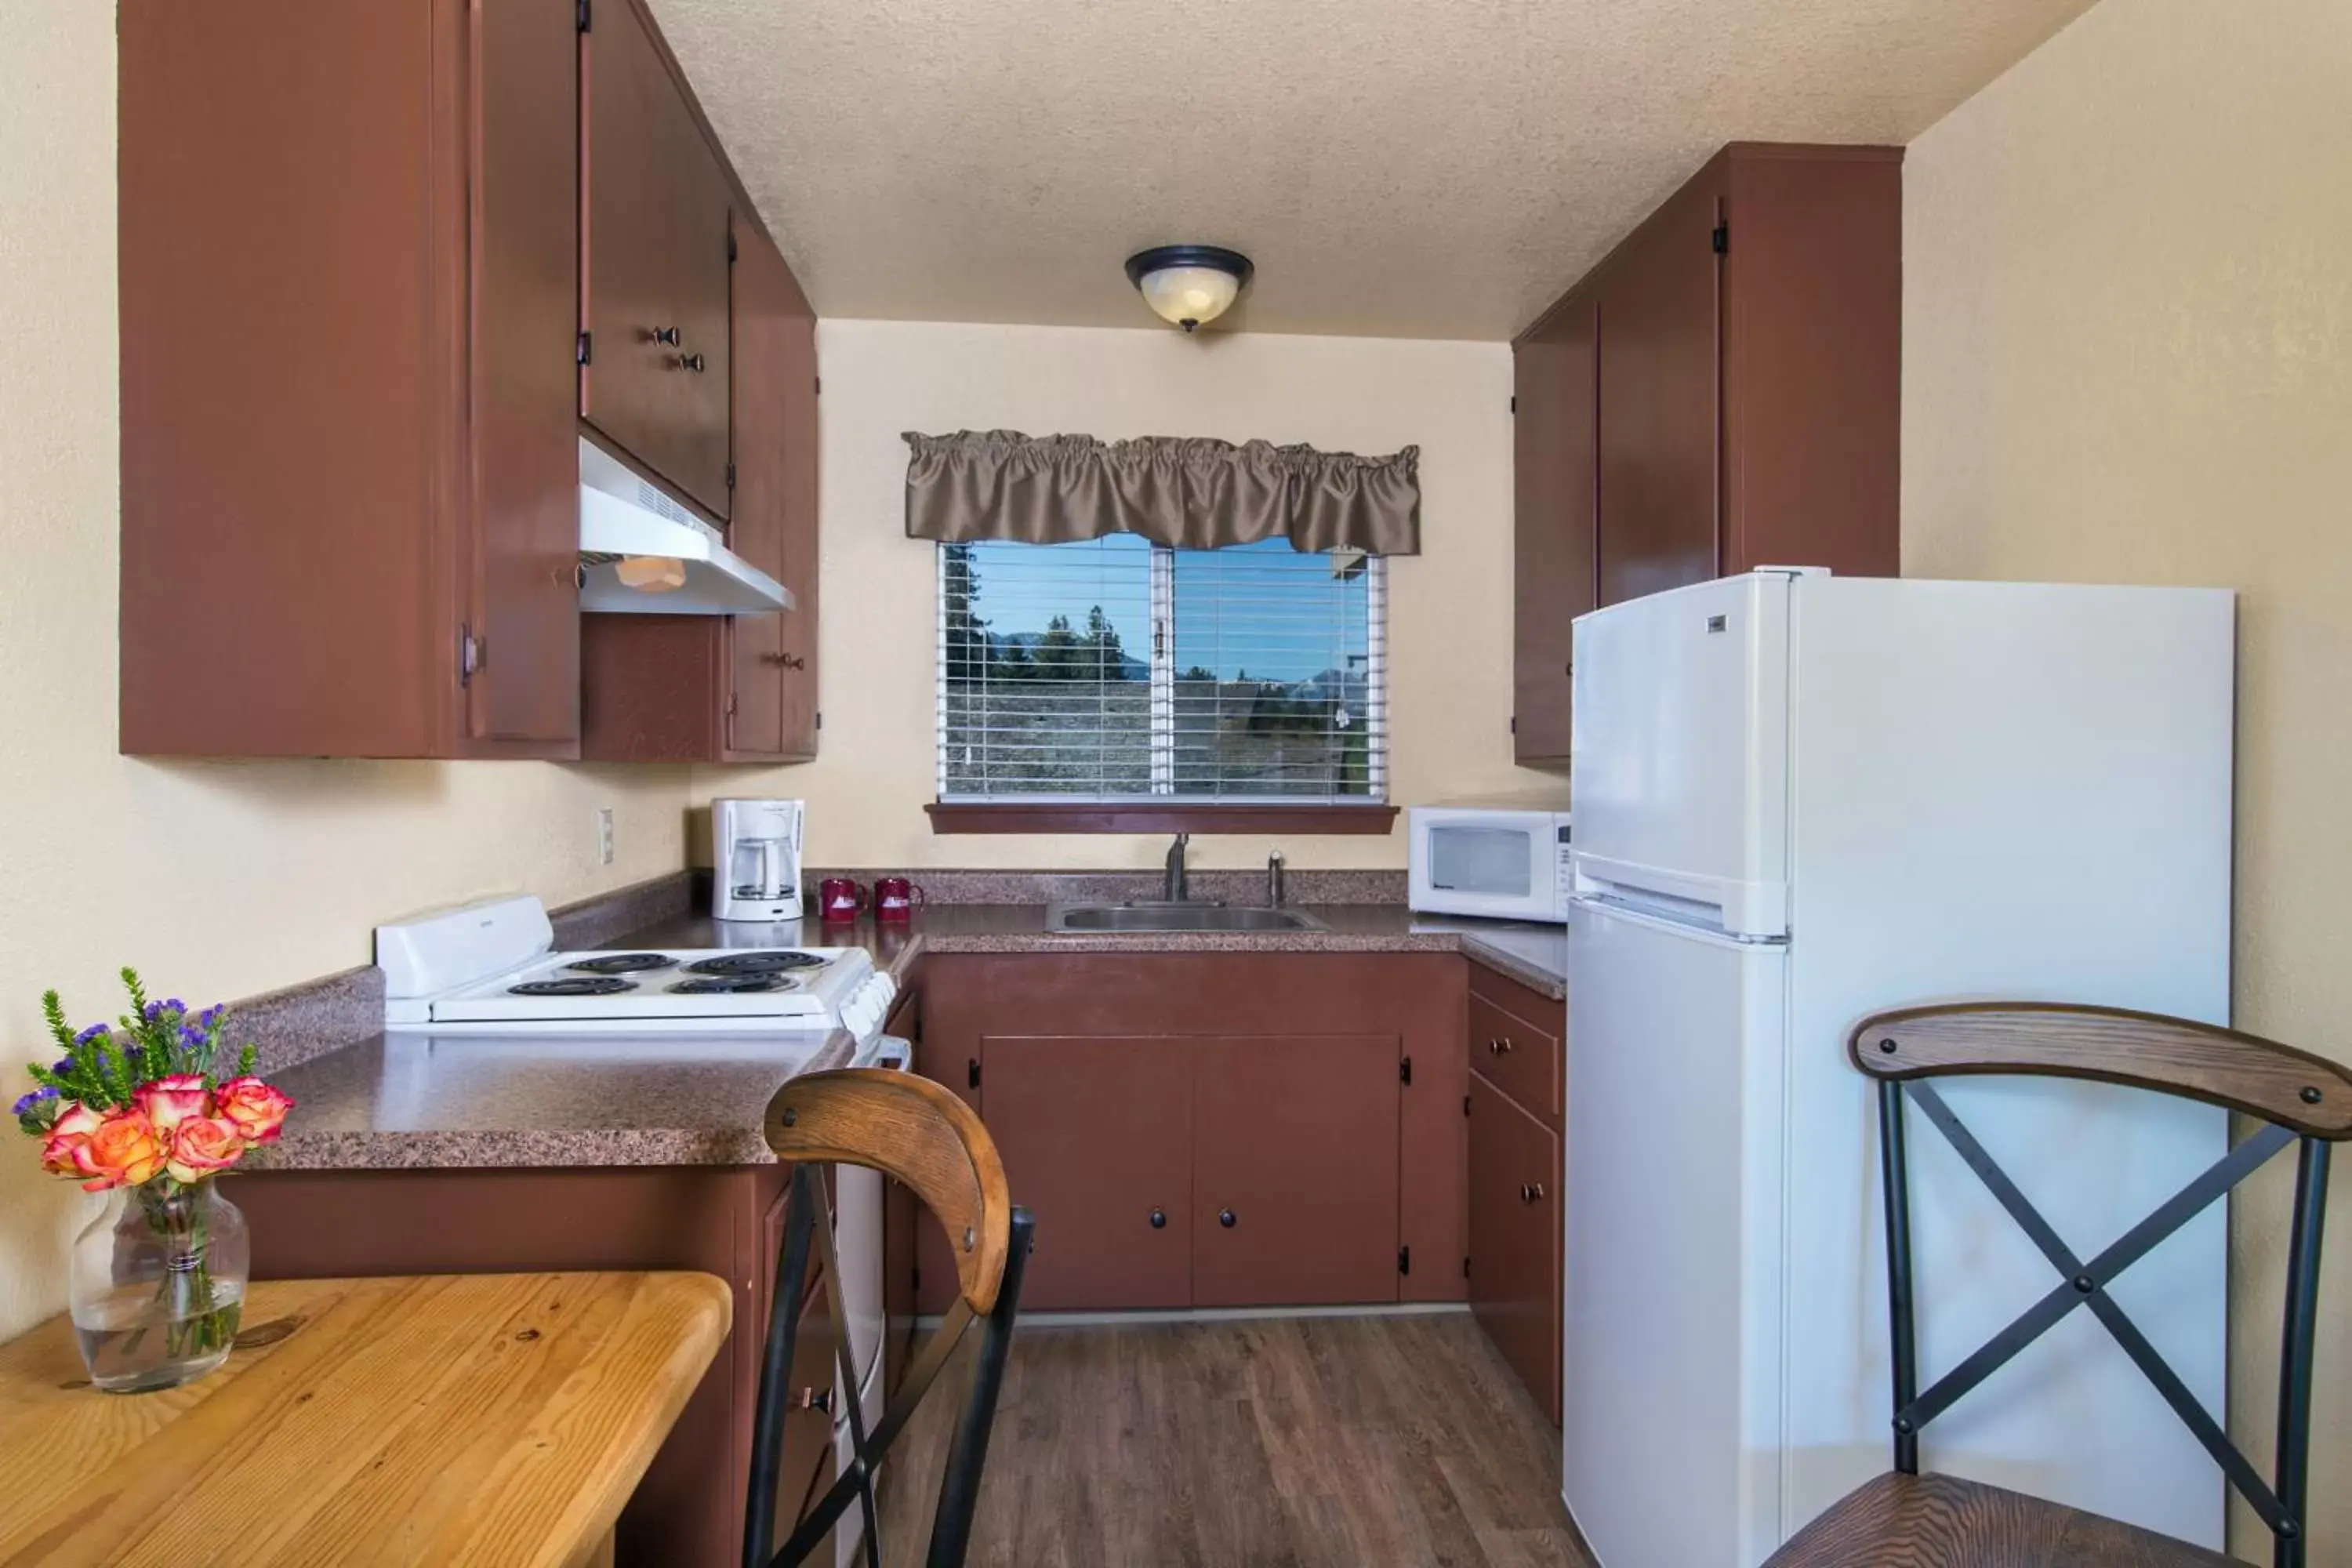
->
[[69, 1178, 249, 1393]]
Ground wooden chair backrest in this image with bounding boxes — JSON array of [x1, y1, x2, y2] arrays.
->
[[1850, 1003, 2352, 1140], [764, 1067, 1014, 1313]]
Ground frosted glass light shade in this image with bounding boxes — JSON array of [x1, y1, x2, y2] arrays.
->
[[1138, 266, 1240, 330], [1125, 245, 1254, 332]]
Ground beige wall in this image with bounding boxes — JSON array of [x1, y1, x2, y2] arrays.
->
[[0, 0, 693, 1340], [1902, 0, 2352, 1553], [696, 318, 1544, 870]]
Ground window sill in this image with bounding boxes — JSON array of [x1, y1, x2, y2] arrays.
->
[[925, 802, 1400, 836]]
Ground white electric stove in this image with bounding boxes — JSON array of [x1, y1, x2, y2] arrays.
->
[[376, 895, 897, 1039]]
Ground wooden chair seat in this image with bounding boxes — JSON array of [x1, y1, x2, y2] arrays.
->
[[1766, 1472, 2238, 1568]]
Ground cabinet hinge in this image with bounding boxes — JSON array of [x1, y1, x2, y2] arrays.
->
[[1397, 1246, 1411, 1276], [1509, 715, 1518, 736], [1399, 1055, 1413, 1086], [1711, 222, 1730, 255], [575, 331, 591, 367], [458, 624, 481, 688], [910, 1264, 920, 1294], [815, 711, 823, 731], [575, 0, 590, 32], [728, 231, 739, 263], [1463, 1094, 1472, 1117], [813, 375, 822, 396], [1509, 394, 1518, 414], [726, 691, 739, 716], [967, 1058, 981, 1090], [1463, 1254, 1472, 1279], [725, 462, 736, 491]]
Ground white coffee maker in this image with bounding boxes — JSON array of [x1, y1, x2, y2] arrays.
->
[[710, 798, 805, 922]]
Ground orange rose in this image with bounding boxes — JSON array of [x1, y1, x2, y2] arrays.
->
[[134, 1073, 211, 1134], [39, 1102, 105, 1176], [214, 1076, 293, 1145], [165, 1115, 246, 1183], [73, 1109, 168, 1192]]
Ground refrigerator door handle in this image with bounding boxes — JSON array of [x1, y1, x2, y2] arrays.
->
[[1573, 852, 1789, 939]]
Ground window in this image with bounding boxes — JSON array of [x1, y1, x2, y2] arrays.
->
[[936, 536, 1387, 809]]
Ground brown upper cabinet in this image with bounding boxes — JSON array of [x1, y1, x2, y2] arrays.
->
[[580, 214, 822, 763], [583, 0, 735, 519], [1511, 143, 1901, 767], [120, 0, 584, 758], [118, 0, 820, 761]]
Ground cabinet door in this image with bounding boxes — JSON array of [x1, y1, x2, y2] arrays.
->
[[1512, 296, 1596, 764], [978, 1036, 1195, 1311], [775, 307, 821, 757], [724, 216, 791, 758], [467, 0, 582, 746], [1469, 1072, 1563, 1423], [1596, 177, 1722, 608], [757, 1174, 840, 1552], [724, 216, 819, 760], [583, 0, 733, 517], [1192, 1035, 1401, 1308]]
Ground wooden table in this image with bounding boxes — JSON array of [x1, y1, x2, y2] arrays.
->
[[0, 1272, 731, 1566]]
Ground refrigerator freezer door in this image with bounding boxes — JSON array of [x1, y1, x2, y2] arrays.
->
[[1563, 897, 1789, 1567], [1570, 574, 1793, 937]]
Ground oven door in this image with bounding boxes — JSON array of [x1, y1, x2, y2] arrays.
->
[[1409, 810, 1566, 921]]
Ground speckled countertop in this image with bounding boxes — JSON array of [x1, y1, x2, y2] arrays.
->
[[246, 903, 1564, 1174]]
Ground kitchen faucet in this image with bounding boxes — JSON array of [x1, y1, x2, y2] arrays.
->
[[1163, 833, 1189, 902]]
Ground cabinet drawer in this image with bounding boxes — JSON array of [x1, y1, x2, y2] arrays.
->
[[1468, 1070, 1562, 1423], [1469, 989, 1562, 1126]]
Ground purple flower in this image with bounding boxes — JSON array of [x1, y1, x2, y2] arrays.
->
[[143, 1001, 164, 1022], [11, 1087, 57, 1117], [52, 1057, 74, 1075], [162, 998, 186, 1014], [180, 1024, 208, 1049], [74, 1022, 109, 1045]]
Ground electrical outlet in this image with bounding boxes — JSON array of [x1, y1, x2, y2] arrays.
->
[[597, 808, 615, 866]]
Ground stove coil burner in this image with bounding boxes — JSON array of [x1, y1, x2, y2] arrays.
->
[[681, 952, 827, 978], [564, 953, 675, 976], [507, 977, 637, 997], [669, 975, 799, 996]]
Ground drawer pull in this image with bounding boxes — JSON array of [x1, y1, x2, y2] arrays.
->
[[1488, 1037, 1513, 1055], [1519, 1183, 1546, 1204], [651, 325, 681, 346], [680, 351, 708, 373], [793, 1386, 833, 1413], [1218, 1208, 1236, 1229], [1149, 1207, 1167, 1229]]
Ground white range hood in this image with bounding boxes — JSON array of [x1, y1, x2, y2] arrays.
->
[[577, 438, 792, 615]]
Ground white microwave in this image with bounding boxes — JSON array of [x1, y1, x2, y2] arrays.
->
[[1406, 799, 1574, 923]]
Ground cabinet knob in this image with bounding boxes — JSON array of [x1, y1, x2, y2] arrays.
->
[[1519, 1182, 1545, 1204], [1149, 1207, 1166, 1229], [651, 325, 681, 346], [680, 352, 707, 373], [1218, 1208, 1236, 1229], [1488, 1037, 1513, 1055], [760, 652, 807, 670], [793, 1386, 833, 1413]]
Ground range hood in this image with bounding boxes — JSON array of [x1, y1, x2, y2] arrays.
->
[[578, 438, 792, 615]]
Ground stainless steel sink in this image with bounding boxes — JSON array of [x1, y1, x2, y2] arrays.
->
[[1044, 902, 1326, 934]]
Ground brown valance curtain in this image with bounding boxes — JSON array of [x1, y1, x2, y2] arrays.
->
[[902, 430, 1421, 556]]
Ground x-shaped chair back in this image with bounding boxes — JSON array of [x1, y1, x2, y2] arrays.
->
[[1853, 1004, 2352, 1568], [746, 1067, 1033, 1568]]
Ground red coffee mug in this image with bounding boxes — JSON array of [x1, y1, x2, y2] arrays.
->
[[817, 877, 869, 923], [874, 876, 926, 924]]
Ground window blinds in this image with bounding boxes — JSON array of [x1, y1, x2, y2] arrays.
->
[[937, 536, 1387, 804]]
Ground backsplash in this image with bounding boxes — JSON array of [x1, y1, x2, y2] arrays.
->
[[797, 867, 1407, 906]]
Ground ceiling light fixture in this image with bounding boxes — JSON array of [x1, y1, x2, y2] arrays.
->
[[1124, 245, 1254, 333]]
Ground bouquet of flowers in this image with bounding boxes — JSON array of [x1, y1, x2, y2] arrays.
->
[[13, 969, 293, 1185], [13, 969, 294, 1385]]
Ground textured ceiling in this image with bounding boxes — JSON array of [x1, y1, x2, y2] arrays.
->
[[652, 0, 2096, 341]]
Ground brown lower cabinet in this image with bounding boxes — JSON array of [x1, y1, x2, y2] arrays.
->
[[916, 953, 1465, 1315], [1465, 964, 1569, 1423], [234, 1163, 843, 1568]]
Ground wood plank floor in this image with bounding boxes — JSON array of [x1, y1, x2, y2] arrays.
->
[[874, 1312, 1592, 1568]]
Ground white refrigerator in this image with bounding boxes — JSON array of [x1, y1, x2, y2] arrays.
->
[[1561, 571, 2236, 1566]]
